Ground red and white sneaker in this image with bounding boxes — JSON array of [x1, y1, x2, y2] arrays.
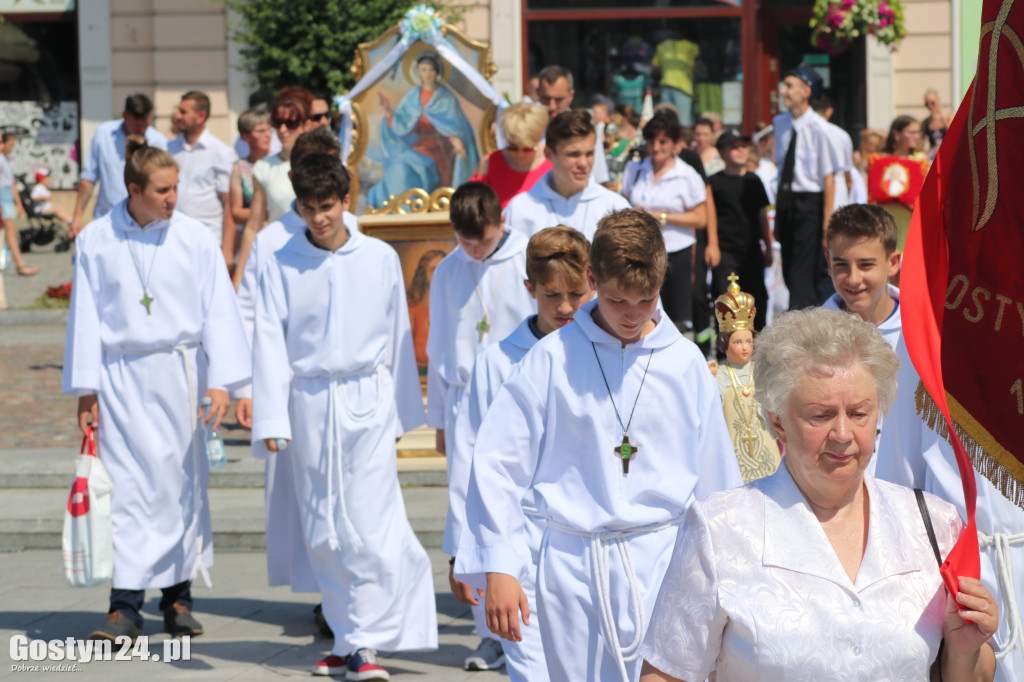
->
[[311, 654, 346, 677], [346, 648, 390, 681]]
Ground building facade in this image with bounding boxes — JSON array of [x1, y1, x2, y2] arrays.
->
[[0, 0, 980, 189]]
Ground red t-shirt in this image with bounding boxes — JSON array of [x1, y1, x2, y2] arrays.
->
[[471, 150, 552, 209]]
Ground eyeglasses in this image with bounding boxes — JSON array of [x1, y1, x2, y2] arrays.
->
[[272, 118, 302, 130], [310, 112, 330, 123]]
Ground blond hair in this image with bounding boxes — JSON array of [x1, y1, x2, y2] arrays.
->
[[501, 101, 548, 148], [526, 226, 590, 287], [590, 209, 667, 293], [123, 134, 176, 191]]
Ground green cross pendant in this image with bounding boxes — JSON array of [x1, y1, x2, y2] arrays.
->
[[476, 316, 491, 342], [614, 434, 637, 475], [140, 290, 154, 315]]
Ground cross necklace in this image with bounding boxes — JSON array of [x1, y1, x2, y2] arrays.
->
[[125, 231, 162, 315], [591, 343, 655, 475], [470, 260, 507, 342]]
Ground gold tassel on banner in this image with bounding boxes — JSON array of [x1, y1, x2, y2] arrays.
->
[[915, 382, 1024, 508]]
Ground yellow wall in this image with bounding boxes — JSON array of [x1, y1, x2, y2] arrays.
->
[[892, 0, 953, 120], [109, 0, 233, 142]]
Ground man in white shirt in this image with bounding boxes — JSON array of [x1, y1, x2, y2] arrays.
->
[[772, 65, 839, 309], [168, 91, 237, 265], [536, 65, 610, 185], [69, 94, 168, 238], [505, 109, 630, 241], [812, 94, 855, 212]]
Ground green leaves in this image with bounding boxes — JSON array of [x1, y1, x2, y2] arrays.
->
[[221, 0, 420, 95]]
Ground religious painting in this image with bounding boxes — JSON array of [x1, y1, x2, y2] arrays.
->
[[359, 212, 456, 387], [347, 25, 499, 213]]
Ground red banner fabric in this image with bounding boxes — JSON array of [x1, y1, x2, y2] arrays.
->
[[903, 0, 1024, 595]]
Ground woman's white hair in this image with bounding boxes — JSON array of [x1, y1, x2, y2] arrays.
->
[[752, 308, 900, 434]]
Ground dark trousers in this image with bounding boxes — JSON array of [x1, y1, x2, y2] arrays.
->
[[110, 580, 193, 627], [691, 232, 712, 354], [712, 244, 769, 332], [775, 191, 833, 309], [661, 246, 694, 332]]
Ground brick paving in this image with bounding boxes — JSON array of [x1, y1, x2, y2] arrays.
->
[[0, 326, 251, 450]]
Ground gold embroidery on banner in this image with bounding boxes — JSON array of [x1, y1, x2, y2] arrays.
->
[[969, 0, 1023, 231], [915, 382, 1024, 508]]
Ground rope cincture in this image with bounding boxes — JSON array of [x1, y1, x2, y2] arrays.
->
[[545, 517, 681, 682]]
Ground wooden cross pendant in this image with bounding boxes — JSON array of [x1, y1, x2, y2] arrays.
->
[[476, 316, 491, 342], [140, 290, 154, 315], [615, 434, 637, 475]]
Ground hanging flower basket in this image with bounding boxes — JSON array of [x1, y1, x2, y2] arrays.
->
[[810, 0, 907, 56]]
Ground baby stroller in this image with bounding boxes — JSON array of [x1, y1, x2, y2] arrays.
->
[[14, 173, 71, 253]]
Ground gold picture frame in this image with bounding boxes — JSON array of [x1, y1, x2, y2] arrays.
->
[[359, 212, 457, 394], [346, 23, 499, 213]]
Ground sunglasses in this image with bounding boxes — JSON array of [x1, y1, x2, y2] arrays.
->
[[310, 112, 330, 123], [505, 144, 536, 154], [272, 118, 303, 130]]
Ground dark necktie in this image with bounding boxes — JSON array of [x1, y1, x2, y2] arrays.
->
[[776, 126, 798, 214], [780, 126, 797, 193]]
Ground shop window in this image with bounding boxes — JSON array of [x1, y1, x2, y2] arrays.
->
[[527, 0, 739, 7], [527, 17, 743, 125], [0, 16, 80, 189]]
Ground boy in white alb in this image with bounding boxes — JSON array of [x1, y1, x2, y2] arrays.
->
[[505, 109, 630, 241], [823, 204, 903, 473], [252, 154, 436, 679], [234, 129, 356, 631], [63, 138, 251, 641], [455, 209, 742, 682], [446, 226, 594, 680], [823, 204, 902, 349], [427, 181, 535, 669]]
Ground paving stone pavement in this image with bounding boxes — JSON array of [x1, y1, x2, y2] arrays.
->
[[0, 549, 509, 681]]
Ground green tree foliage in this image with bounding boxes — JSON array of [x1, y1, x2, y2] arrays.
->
[[221, 0, 470, 96]]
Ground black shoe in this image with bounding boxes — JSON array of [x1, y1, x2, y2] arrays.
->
[[163, 602, 204, 637], [313, 603, 333, 638], [89, 612, 143, 642]]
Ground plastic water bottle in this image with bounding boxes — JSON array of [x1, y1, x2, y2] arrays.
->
[[201, 397, 227, 469]]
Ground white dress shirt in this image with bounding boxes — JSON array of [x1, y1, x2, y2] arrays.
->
[[79, 119, 168, 218], [641, 464, 962, 682], [168, 129, 237, 235], [622, 156, 706, 252], [825, 120, 855, 210], [773, 108, 838, 194]]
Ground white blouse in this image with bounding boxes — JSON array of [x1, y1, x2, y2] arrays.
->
[[622, 157, 706, 253], [640, 464, 963, 682]]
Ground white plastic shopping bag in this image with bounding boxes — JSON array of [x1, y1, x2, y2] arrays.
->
[[62, 427, 114, 586]]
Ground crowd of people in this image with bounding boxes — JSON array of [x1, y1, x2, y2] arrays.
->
[[51, 61, 1023, 682]]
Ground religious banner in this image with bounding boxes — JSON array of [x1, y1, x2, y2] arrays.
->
[[866, 154, 927, 208], [902, 0, 1024, 594], [334, 5, 508, 211]]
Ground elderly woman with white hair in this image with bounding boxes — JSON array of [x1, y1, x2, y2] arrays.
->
[[639, 307, 999, 682]]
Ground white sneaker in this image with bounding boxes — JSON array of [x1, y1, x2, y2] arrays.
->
[[464, 637, 505, 671]]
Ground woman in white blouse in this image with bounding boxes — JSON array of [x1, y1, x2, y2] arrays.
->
[[639, 307, 998, 682], [622, 110, 707, 332]]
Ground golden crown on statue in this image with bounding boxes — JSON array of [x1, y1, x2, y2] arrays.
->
[[714, 273, 756, 333]]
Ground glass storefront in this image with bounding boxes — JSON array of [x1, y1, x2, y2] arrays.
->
[[523, 0, 867, 138], [527, 16, 743, 126], [0, 11, 80, 189]]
